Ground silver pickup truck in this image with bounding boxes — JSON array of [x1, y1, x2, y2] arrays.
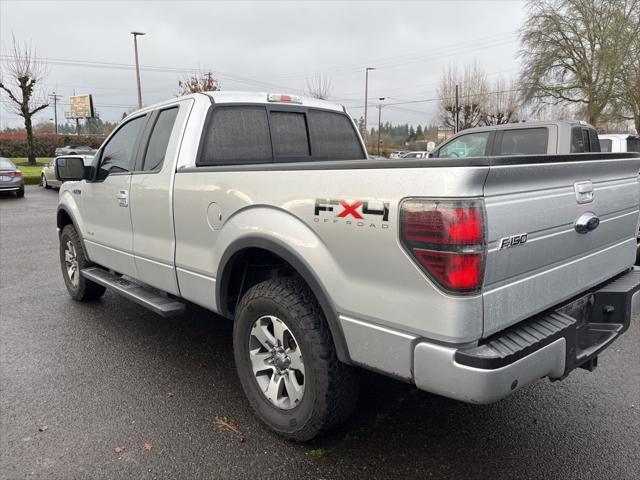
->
[[56, 92, 640, 441]]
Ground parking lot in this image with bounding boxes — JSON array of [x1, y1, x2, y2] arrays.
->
[[1, 186, 639, 480]]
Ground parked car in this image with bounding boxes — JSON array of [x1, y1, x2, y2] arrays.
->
[[400, 151, 429, 159], [598, 133, 640, 153], [54, 145, 97, 156], [389, 150, 408, 159], [0, 157, 25, 198], [430, 120, 601, 158], [41, 155, 94, 189], [55, 92, 640, 441]]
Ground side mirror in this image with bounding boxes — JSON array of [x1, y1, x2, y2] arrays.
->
[[56, 157, 87, 181]]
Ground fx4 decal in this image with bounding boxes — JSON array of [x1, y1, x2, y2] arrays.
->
[[314, 199, 390, 228]]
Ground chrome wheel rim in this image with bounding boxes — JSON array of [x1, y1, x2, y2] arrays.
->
[[41, 175, 47, 187], [64, 241, 79, 287], [249, 315, 305, 410]]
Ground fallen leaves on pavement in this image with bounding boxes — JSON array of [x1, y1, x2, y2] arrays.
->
[[143, 442, 153, 452], [114, 447, 125, 454], [214, 416, 245, 442], [38, 425, 48, 432]]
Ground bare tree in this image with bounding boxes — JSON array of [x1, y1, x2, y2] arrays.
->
[[481, 78, 520, 125], [0, 35, 48, 165], [305, 74, 333, 100], [177, 71, 220, 96], [618, 14, 640, 133], [519, 0, 638, 127], [438, 63, 488, 131]]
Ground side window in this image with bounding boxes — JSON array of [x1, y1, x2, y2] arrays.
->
[[270, 111, 310, 159], [600, 139, 613, 152], [98, 115, 146, 180], [497, 128, 548, 155], [142, 107, 179, 171], [199, 106, 272, 166], [307, 110, 365, 160], [438, 132, 490, 158]]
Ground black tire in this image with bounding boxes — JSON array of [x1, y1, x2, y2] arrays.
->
[[15, 187, 24, 198], [59, 225, 106, 301], [41, 175, 51, 189], [233, 277, 359, 442]]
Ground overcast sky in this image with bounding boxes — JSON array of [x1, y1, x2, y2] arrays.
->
[[0, 0, 526, 129]]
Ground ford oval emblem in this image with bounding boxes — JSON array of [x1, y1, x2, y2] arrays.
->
[[575, 212, 600, 234]]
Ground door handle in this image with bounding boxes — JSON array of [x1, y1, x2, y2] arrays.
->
[[116, 190, 129, 207]]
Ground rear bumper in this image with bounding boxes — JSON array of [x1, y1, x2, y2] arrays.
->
[[413, 267, 640, 403], [0, 185, 23, 191]]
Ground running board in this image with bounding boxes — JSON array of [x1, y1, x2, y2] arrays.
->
[[81, 267, 186, 317]]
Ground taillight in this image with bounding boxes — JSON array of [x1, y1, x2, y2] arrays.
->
[[400, 199, 486, 294], [8, 170, 22, 177]]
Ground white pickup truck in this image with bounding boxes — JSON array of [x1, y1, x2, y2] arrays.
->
[[56, 92, 640, 441]]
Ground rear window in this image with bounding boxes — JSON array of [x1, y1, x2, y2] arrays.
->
[[627, 137, 640, 153], [199, 106, 272, 166], [270, 111, 310, 158], [0, 158, 16, 169], [600, 139, 613, 152], [198, 106, 364, 166], [307, 110, 365, 160], [497, 128, 548, 155], [571, 126, 600, 152]]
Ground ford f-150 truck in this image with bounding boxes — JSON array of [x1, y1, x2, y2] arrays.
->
[[55, 92, 640, 441]]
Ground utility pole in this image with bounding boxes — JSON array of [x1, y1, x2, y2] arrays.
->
[[363, 67, 376, 146], [49, 92, 62, 136], [377, 97, 385, 156], [131, 31, 146, 109], [454, 84, 459, 133]]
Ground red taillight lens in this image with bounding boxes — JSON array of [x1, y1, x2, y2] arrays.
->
[[413, 251, 484, 291], [8, 170, 22, 177], [400, 199, 486, 294]]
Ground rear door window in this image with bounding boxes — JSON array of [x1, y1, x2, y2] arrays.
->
[[199, 106, 272, 166], [496, 128, 548, 155], [438, 132, 491, 158], [141, 107, 179, 171]]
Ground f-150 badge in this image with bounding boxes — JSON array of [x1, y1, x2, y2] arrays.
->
[[498, 233, 528, 250]]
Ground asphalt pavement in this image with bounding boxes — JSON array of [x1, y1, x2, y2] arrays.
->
[[1, 186, 639, 480]]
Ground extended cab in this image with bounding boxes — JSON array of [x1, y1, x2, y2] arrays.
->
[[56, 92, 640, 441]]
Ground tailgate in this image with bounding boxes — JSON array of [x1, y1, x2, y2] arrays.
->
[[482, 153, 640, 337]]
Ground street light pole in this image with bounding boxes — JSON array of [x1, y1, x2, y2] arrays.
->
[[363, 67, 375, 147], [377, 97, 385, 156], [49, 92, 62, 136], [131, 31, 146, 109]]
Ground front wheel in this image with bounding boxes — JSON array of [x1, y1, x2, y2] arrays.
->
[[59, 225, 106, 301], [41, 175, 50, 189], [233, 277, 359, 442]]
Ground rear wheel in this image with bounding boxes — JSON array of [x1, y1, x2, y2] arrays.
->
[[15, 187, 24, 198], [233, 277, 359, 442], [59, 225, 106, 301]]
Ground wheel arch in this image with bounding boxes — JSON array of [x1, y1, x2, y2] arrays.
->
[[216, 236, 352, 364], [57, 204, 90, 260]]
